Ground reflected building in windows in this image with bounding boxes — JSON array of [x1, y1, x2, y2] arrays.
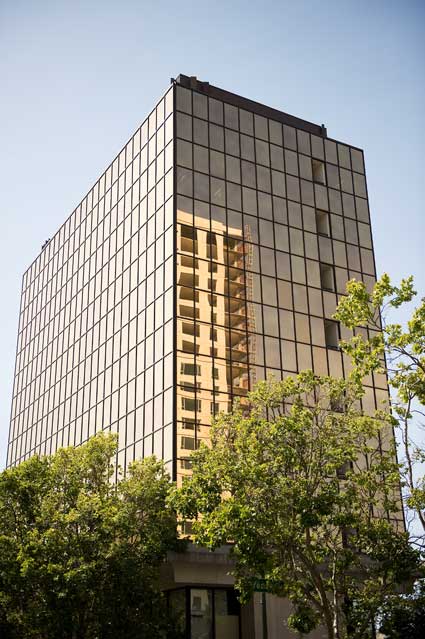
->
[[8, 74, 394, 638], [176, 203, 251, 477]]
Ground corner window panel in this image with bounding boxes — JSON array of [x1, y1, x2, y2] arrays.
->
[[214, 589, 240, 638], [191, 589, 213, 639]]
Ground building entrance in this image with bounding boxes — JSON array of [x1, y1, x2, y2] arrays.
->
[[168, 587, 241, 638]]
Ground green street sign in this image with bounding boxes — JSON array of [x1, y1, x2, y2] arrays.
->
[[253, 579, 283, 593]]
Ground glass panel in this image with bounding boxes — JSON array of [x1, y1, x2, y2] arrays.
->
[[169, 589, 187, 635], [191, 589, 213, 639], [215, 590, 240, 639]]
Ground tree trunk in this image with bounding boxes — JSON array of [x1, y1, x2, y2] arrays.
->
[[326, 621, 336, 639], [333, 612, 341, 639], [322, 600, 337, 639], [330, 555, 339, 639]]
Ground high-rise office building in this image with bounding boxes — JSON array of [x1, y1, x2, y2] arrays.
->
[[7, 75, 393, 637]]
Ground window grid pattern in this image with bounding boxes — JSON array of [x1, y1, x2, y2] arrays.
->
[[8, 88, 175, 472], [8, 79, 396, 519], [174, 84, 390, 483]]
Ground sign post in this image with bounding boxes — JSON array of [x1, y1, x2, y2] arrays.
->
[[261, 591, 268, 639], [253, 579, 278, 639]]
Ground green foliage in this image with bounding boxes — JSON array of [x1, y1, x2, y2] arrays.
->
[[379, 579, 425, 639], [334, 275, 425, 536], [173, 373, 420, 638], [287, 601, 320, 634], [0, 433, 182, 639]]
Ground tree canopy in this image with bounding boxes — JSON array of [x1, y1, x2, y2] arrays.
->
[[378, 578, 425, 639], [0, 433, 182, 639], [173, 372, 421, 639], [334, 274, 425, 542]]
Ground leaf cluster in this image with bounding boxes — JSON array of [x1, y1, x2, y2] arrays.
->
[[173, 372, 421, 638], [334, 274, 425, 538], [378, 578, 425, 639], [0, 433, 182, 639]]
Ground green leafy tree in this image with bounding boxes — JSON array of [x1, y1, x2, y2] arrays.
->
[[334, 275, 425, 540], [173, 372, 420, 639], [379, 579, 425, 638], [0, 433, 183, 639]]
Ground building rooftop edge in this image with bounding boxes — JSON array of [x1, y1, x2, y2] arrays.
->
[[22, 75, 365, 279], [175, 73, 328, 139]]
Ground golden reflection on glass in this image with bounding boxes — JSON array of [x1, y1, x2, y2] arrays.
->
[[176, 200, 253, 483]]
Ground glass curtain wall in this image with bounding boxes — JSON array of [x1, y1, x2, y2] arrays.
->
[[174, 83, 389, 488], [8, 88, 175, 474]]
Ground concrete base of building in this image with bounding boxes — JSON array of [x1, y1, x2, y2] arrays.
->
[[162, 543, 328, 639]]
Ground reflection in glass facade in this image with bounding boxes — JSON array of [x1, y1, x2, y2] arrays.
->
[[172, 76, 389, 488], [8, 75, 390, 493]]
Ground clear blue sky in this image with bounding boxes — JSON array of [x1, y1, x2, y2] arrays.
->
[[0, 0, 424, 468]]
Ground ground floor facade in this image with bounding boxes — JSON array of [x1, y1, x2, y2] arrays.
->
[[163, 545, 327, 639]]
